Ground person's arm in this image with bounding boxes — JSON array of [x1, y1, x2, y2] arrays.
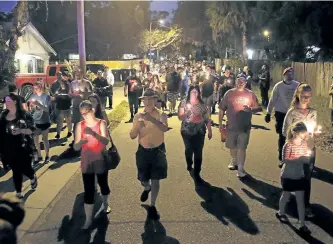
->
[[203, 106, 212, 134], [90, 120, 109, 145], [267, 83, 279, 114], [282, 109, 293, 137], [177, 100, 188, 121], [218, 94, 228, 128], [124, 79, 128, 96], [108, 72, 115, 86], [143, 112, 169, 132], [102, 110, 110, 127], [130, 114, 143, 139], [74, 122, 87, 151], [33, 96, 50, 112], [249, 94, 262, 114]]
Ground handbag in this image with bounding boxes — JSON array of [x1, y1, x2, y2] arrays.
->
[[103, 132, 121, 170]]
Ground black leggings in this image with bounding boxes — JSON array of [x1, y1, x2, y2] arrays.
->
[[274, 111, 286, 161], [260, 86, 269, 107], [181, 131, 205, 175], [82, 172, 110, 204], [3, 155, 35, 193]]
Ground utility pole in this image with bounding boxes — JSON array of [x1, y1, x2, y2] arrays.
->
[[77, 0, 86, 75], [149, 21, 152, 64]]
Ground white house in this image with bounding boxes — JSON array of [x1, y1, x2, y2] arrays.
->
[[14, 22, 56, 74]]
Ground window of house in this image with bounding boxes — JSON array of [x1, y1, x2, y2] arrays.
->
[[14, 59, 20, 73], [48, 67, 56, 76], [27, 60, 33, 73], [36, 59, 44, 73]]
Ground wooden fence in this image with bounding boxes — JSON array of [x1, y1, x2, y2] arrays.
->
[[292, 62, 333, 97]]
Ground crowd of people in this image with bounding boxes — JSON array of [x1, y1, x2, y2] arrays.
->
[[0, 59, 325, 238], [124, 62, 318, 235]]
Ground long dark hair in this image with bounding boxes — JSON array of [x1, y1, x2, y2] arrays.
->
[[88, 94, 103, 119], [4, 93, 25, 119], [186, 85, 204, 104]]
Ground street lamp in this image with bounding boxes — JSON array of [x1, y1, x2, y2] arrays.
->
[[263, 30, 270, 41], [149, 19, 165, 64]]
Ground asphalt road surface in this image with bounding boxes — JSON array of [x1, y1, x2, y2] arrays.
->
[[19, 108, 333, 244]]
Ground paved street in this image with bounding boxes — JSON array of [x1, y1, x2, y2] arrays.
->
[[14, 103, 333, 244]]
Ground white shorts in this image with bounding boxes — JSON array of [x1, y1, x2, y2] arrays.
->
[[225, 131, 250, 150]]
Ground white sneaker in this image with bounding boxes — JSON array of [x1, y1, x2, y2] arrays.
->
[[237, 169, 248, 178], [228, 159, 238, 170]]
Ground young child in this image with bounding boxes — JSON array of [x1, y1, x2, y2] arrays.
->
[[276, 121, 311, 235]]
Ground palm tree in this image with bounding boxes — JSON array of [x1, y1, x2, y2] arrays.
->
[[206, 2, 256, 65]]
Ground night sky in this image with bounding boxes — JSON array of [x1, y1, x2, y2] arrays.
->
[[0, 1, 178, 16]]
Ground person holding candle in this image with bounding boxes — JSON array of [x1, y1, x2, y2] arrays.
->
[[178, 85, 212, 182], [0, 94, 38, 198], [218, 75, 262, 178], [282, 83, 318, 218], [74, 100, 111, 229], [29, 82, 52, 165], [276, 121, 311, 235], [130, 88, 169, 220], [265, 67, 299, 166]]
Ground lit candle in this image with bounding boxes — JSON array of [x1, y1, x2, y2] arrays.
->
[[243, 98, 249, 106], [186, 104, 192, 110], [306, 150, 312, 157], [10, 125, 15, 130], [31, 99, 35, 102], [138, 118, 144, 122], [305, 122, 315, 134], [315, 125, 322, 134]]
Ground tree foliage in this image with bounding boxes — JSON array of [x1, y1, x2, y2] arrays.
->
[[174, 1, 333, 62], [139, 26, 182, 52]]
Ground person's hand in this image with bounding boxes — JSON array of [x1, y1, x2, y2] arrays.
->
[[243, 105, 251, 112], [208, 130, 212, 140], [80, 138, 88, 145], [84, 127, 95, 136], [12, 128, 21, 135], [219, 124, 226, 133], [265, 113, 271, 123]]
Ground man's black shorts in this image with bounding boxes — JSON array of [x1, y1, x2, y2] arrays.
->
[[136, 143, 168, 182]]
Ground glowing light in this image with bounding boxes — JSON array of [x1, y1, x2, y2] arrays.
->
[[243, 98, 249, 106], [247, 49, 254, 60], [315, 125, 322, 134], [159, 19, 165, 25], [10, 125, 15, 130], [138, 118, 144, 122], [307, 150, 312, 157], [263, 30, 270, 37], [305, 122, 316, 134], [186, 104, 192, 110]]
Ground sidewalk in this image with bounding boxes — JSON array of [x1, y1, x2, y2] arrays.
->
[[0, 87, 126, 241]]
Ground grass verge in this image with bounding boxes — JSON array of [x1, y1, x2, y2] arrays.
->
[[107, 100, 129, 132], [252, 85, 333, 153]]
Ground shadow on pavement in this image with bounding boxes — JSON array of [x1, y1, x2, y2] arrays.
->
[[251, 124, 270, 130], [49, 148, 80, 170], [240, 175, 282, 210], [241, 176, 333, 241], [194, 178, 259, 235], [312, 166, 333, 185], [40, 138, 68, 150], [57, 193, 110, 244], [141, 204, 180, 244]]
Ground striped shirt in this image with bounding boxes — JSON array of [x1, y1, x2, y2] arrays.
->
[[281, 141, 309, 179]]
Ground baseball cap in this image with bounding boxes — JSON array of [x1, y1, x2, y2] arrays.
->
[[283, 67, 293, 75]]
